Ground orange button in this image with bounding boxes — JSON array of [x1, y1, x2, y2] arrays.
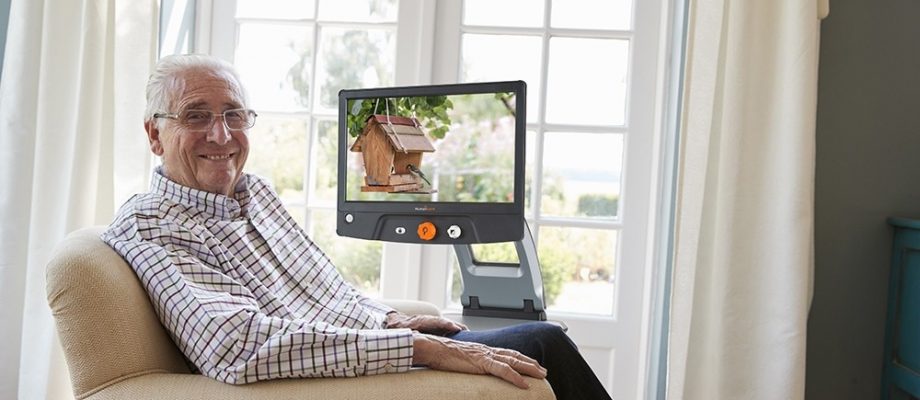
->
[[417, 222, 437, 240]]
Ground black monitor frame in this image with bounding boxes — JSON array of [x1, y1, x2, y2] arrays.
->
[[336, 81, 526, 244]]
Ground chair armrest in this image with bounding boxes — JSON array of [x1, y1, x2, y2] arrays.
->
[[84, 370, 555, 400], [379, 299, 442, 317]]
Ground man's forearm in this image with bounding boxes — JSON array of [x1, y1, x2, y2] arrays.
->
[[179, 310, 415, 384]]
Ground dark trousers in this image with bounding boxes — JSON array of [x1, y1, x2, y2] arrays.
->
[[448, 322, 612, 400]]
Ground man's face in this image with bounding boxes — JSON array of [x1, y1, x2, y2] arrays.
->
[[146, 68, 250, 197]]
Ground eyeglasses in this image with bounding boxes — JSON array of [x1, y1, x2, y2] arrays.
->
[[153, 108, 258, 132]]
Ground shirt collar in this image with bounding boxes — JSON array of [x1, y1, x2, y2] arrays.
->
[[151, 166, 251, 220]]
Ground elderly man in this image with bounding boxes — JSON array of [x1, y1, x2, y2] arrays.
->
[[103, 54, 610, 400]]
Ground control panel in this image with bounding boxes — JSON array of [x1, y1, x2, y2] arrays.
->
[[338, 212, 524, 244]]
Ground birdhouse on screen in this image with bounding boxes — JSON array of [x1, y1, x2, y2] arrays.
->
[[350, 114, 436, 193]]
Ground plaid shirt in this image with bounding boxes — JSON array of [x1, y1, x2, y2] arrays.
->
[[102, 167, 414, 384]]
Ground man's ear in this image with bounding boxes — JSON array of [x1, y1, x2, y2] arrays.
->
[[145, 120, 164, 156]]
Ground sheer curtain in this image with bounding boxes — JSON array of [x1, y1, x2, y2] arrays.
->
[[0, 0, 156, 398], [666, 0, 828, 399]]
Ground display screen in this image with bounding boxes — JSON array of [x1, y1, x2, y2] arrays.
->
[[344, 91, 517, 203]]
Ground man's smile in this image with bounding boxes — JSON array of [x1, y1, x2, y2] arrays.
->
[[201, 153, 235, 161]]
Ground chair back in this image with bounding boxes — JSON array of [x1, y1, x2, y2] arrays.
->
[[46, 227, 191, 399]]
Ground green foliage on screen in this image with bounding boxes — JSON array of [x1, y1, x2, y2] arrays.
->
[[347, 96, 454, 139]]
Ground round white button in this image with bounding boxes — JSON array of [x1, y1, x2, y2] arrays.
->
[[395, 227, 406, 235], [344, 213, 354, 223], [447, 225, 462, 239]]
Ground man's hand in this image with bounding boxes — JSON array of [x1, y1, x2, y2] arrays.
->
[[385, 312, 467, 336], [412, 333, 547, 389]]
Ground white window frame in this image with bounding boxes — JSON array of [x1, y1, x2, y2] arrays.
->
[[419, 3, 670, 399], [193, 1, 677, 397]]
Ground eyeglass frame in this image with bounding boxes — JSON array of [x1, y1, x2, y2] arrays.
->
[[153, 108, 258, 132]]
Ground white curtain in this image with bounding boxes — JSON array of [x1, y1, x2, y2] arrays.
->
[[666, 0, 826, 399], [0, 0, 156, 398]]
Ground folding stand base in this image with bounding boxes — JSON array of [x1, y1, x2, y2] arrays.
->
[[454, 223, 546, 322]]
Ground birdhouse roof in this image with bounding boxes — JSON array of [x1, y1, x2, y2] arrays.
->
[[350, 114, 436, 153]]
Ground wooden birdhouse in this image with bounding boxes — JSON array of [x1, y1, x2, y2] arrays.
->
[[350, 114, 436, 193]]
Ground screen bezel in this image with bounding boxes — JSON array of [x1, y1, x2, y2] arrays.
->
[[337, 80, 526, 217]]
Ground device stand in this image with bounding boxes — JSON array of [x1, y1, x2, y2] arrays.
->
[[454, 223, 547, 320]]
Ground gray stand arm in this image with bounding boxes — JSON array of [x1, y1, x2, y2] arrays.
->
[[454, 223, 546, 320]]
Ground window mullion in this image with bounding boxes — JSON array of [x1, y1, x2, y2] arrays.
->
[[392, 0, 435, 85], [307, 19, 320, 115], [430, 0, 462, 83], [380, 243, 422, 299], [530, 0, 552, 228], [302, 117, 316, 232], [203, 0, 237, 60], [303, 7, 321, 232]]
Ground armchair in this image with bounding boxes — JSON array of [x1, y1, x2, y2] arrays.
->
[[46, 227, 554, 399]]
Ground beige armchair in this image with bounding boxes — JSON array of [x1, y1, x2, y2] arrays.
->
[[46, 227, 554, 400]]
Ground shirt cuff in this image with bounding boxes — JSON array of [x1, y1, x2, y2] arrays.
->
[[363, 328, 414, 375]]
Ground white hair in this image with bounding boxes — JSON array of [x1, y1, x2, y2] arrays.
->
[[144, 54, 249, 128]]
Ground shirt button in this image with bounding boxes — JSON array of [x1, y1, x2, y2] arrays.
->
[[384, 363, 395, 372]]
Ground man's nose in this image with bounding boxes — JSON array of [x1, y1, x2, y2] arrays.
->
[[206, 117, 231, 144]]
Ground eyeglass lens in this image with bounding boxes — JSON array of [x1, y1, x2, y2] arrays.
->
[[181, 109, 255, 131]]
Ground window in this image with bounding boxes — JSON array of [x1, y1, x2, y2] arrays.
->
[[206, 0, 402, 296], [442, 10, 632, 313], [193, 0, 673, 397]]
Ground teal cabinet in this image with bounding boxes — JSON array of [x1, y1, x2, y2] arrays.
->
[[882, 217, 920, 399]]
